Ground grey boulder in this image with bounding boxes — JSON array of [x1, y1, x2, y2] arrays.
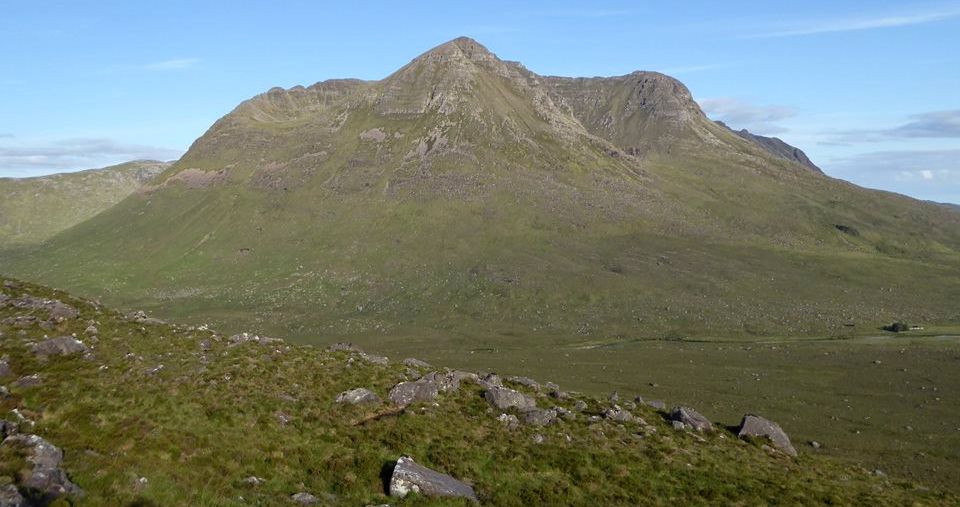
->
[[522, 408, 557, 426], [484, 386, 536, 412], [2, 434, 84, 502], [389, 456, 478, 503], [30, 337, 88, 357], [669, 406, 713, 432], [388, 379, 439, 407], [335, 388, 381, 405], [0, 485, 24, 507], [737, 414, 797, 457]]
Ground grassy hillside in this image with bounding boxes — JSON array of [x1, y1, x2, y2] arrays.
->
[[1, 277, 954, 505], [0, 160, 168, 245]]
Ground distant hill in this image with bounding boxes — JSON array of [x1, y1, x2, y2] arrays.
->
[[2, 37, 958, 341], [0, 160, 168, 245], [713, 121, 821, 172]]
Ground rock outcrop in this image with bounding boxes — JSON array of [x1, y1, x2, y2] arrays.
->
[[388, 456, 478, 503], [335, 388, 381, 405], [484, 386, 536, 412], [30, 336, 88, 357], [669, 406, 713, 432]]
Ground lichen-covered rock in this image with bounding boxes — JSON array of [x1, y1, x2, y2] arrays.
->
[[389, 456, 477, 503], [669, 406, 713, 432], [30, 336, 88, 357], [335, 388, 381, 405], [737, 414, 797, 457], [2, 434, 84, 502], [388, 379, 439, 407], [506, 375, 540, 391], [484, 386, 536, 411]]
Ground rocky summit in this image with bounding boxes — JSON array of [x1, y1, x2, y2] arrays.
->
[[1, 276, 954, 505], [2, 37, 958, 344]]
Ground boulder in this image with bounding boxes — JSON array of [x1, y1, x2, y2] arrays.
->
[[669, 406, 713, 432], [2, 434, 84, 502], [420, 370, 474, 392], [0, 419, 18, 438], [484, 386, 536, 411], [359, 352, 389, 365], [479, 372, 502, 387], [647, 399, 666, 410], [335, 388, 381, 405], [84, 325, 98, 336], [737, 414, 797, 457], [30, 337, 88, 357], [388, 456, 478, 503], [522, 408, 557, 426], [602, 405, 635, 423], [497, 413, 519, 430], [573, 400, 588, 412], [388, 379, 439, 407], [11, 296, 78, 321], [0, 485, 24, 507], [0, 357, 11, 378]]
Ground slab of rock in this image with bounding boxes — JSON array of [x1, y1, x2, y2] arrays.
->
[[31, 337, 88, 357], [484, 386, 536, 412], [335, 388, 381, 405], [2, 434, 84, 502], [389, 456, 477, 503], [669, 406, 713, 432], [388, 379, 439, 407], [11, 296, 78, 321], [737, 414, 797, 457]]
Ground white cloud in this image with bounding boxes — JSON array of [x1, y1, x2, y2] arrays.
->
[[142, 58, 201, 71], [698, 97, 797, 135], [921, 169, 935, 180], [0, 137, 182, 177], [748, 7, 960, 38]]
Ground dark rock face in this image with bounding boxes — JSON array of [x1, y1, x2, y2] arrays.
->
[[30, 336, 89, 357], [388, 380, 439, 407], [716, 121, 822, 173], [335, 388, 381, 405], [737, 414, 797, 457], [2, 434, 84, 503], [669, 406, 713, 432], [484, 386, 536, 412], [389, 456, 478, 503]]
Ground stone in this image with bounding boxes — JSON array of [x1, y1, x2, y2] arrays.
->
[[0, 357, 11, 378], [84, 325, 98, 336], [30, 336, 88, 357], [0, 485, 24, 507], [335, 388, 381, 405], [647, 399, 666, 410], [11, 296, 78, 321], [609, 391, 620, 403], [809, 440, 822, 449], [497, 413, 519, 430], [531, 434, 545, 444], [199, 339, 212, 351], [479, 372, 502, 387], [419, 370, 471, 392], [403, 358, 432, 368], [359, 352, 389, 365], [669, 407, 713, 432], [506, 375, 540, 391], [242, 476, 265, 486], [737, 414, 797, 457], [522, 408, 557, 426], [484, 386, 536, 411], [388, 379, 439, 407], [389, 456, 478, 503], [573, 400, 588, 412], [0, 419, 18, 438], [2, 434, 84, 501], [555, 407, 576, 421], [291, 492, 319, 505], [602, 405, 635, 423]]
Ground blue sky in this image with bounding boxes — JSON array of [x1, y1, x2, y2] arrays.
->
[[1, 1, 958, 203]]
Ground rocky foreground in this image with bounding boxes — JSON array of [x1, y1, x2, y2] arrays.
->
[[0, 277, 955, 505]]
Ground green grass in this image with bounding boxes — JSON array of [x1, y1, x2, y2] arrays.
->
[[2, 277, 955, 505]]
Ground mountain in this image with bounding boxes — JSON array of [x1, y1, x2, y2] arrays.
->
[[0, 160, 168, 245], [713, 121, 821, 172], [1, 276, 953, 505], [2, 37, 959, 343]]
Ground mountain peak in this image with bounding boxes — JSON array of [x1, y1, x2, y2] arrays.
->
[[419, 36, 496, 63]]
